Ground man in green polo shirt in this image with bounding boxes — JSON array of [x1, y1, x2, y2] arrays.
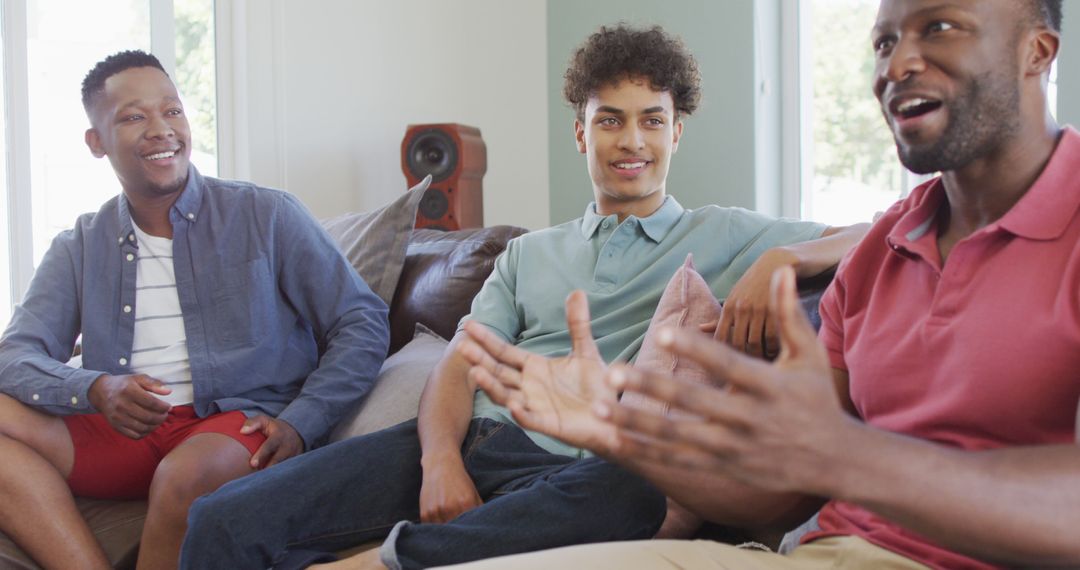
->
[[180, 24, 867, 570]]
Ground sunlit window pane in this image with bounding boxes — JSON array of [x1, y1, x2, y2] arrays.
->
[[0, 8, 11, 328], [804, 0, 903, 226], [175, 0, 217, 176], [26, 0, 151, 265]]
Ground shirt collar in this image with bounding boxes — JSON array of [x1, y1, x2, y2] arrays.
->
[[996, 126, 1080, 241], [115, 164, 203, 246], [579, 195, 685, 242], [888, 126, 1080, 253]]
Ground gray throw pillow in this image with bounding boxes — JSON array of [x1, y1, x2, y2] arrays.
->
[[321, 175, 432, 305], [329, 324, 449, 442]]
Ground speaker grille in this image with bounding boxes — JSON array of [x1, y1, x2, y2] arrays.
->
[[418, 187, 450, 220], [405, 129, 459, 183]]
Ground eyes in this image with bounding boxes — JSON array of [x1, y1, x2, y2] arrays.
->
[[597, 116, 665, 128], [119, 107, 184, 123], [872, 20, 957, 55]]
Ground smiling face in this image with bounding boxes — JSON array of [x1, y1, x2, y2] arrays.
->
[[575, 76, 683, 219], [872, 0, 1025, 174], [85, 66, 191, 199]]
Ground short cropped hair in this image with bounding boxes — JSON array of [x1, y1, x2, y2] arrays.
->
[[1029, 0, 1062, 32], [81, 50, 168, 112], [563, 24, 702, 121]]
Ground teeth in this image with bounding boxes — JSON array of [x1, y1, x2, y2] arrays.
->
[[145, 150, 176, 160], [897, 98, 931, 114], [615, 162, 646, 170]]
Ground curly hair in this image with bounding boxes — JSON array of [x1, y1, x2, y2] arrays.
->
[[563, 24, 702, 122], [82, 50, 168, 112]]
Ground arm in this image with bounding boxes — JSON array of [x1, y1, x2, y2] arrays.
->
[[259, 194, 390, 463], [415, 333, 485, 522], [607, 267, 1080, 566], [717, 223, 869, 357]]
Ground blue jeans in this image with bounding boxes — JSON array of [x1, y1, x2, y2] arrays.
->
[[180, 418, 665, 570]]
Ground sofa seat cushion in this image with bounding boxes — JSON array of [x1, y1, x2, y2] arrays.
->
[[0, 498, 146, 570]]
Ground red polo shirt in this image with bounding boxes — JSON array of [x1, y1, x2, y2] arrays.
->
[[809, 127, 1080, 569]]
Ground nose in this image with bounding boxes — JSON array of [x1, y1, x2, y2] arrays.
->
[[618, 122, 645, 151], [874, 35, 926, 98], [145, 113, 176, 140]]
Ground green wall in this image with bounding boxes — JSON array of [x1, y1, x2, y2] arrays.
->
[[546, 0, 758, 224]]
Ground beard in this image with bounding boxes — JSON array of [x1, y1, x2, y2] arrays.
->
[[892, 67, 1022, 175]]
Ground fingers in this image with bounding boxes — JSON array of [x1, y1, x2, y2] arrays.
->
[[134, 375, 173, 396], [763, 314, 779, 360], [699, 320, 719, 334], [770, 267, 819, 361], [715, 302, 734, 343], [458, 339, 525, 392], [462, 321, 532, 370], [469, 366, 516, 408], [641, 328, 775, 397], [610, 429, 724, 472], [746, 307, 767, 358], [605, 366, 756, 428], [565, 290, 600, 360], [249, 437, 279, 469], [240, 415, 269, 435]]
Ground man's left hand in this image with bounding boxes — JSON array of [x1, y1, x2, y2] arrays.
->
[[715, 247, 799, 358], [241, 416, 304, 469]]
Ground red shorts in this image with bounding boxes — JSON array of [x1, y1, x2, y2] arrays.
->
[[63, 405, 266, 500]]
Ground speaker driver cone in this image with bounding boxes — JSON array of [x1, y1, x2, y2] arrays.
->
[[406, 130, 459, 182], [419, 187, 450, 220]]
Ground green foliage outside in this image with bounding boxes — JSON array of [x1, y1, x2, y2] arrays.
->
[[174, 0, 216, 160], [811, 0, 900, 193]]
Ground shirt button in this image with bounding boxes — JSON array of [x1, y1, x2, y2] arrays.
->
[[32, 394, 39, 401], [70, 396, 78, 405], [117, 237, 124, 244], [128, 234, 135, 242], [186, 212, 195, 220], [126, 253, 135, 261], [601, 221, 610, 230], [119, 357, 128, 366], [123, 305, 132, 314]]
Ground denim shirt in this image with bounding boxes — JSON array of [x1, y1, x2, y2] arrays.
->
[[0, 167, 390, 448]]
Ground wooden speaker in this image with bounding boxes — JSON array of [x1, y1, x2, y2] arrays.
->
[[401, 124, 486, 230]]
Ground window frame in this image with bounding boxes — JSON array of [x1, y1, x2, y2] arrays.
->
[[0, 0, 230, 312]]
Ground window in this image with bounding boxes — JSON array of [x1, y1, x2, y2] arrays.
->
[[800, 0, 911, 227], [1, 0, 217, 327]]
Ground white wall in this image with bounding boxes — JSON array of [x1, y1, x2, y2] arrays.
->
[[228, 0, 549, 229]]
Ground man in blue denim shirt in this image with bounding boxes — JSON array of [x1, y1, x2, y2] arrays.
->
[[0, 51, 389, 570]]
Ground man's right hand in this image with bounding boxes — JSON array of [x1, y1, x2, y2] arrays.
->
[[87, 374, 172, 439], [419, 454, 483, 523]]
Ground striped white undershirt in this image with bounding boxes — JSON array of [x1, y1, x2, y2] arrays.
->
[[130, 222, 193, 406]]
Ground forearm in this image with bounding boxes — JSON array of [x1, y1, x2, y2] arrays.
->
[[616, 454, 823, 531], [827, 423, 1080, 565], [417, 333, 477, 468], [779, 223, 870, 279]]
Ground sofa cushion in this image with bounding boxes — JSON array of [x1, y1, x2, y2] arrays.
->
[[330, 325, 449, 443], [321, 176, 431, 305], [387, 225, 528, 354], [0, 497, 146, 570]]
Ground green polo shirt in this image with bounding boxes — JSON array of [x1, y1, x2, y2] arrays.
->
[[464, 196, 826, 457]]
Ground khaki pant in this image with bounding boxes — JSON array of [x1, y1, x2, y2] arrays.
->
[[438, 536, 931, 570]]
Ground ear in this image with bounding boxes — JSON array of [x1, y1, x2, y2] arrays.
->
[[671, 120, 684, 154], [1024, 28, 1060, 77], [85, 128, 106, 158], [574, 119, 587, 154]]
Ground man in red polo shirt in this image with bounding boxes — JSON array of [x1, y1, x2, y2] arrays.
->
[[455, 0, 1080, 568]]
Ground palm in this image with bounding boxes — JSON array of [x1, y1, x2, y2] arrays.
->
[[514, 350, 618, 452]]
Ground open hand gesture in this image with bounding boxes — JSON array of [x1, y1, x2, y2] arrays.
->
[[458, 290, 619, 453]]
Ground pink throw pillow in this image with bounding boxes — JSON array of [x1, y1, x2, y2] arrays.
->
[[622, 254, 722, 539]]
